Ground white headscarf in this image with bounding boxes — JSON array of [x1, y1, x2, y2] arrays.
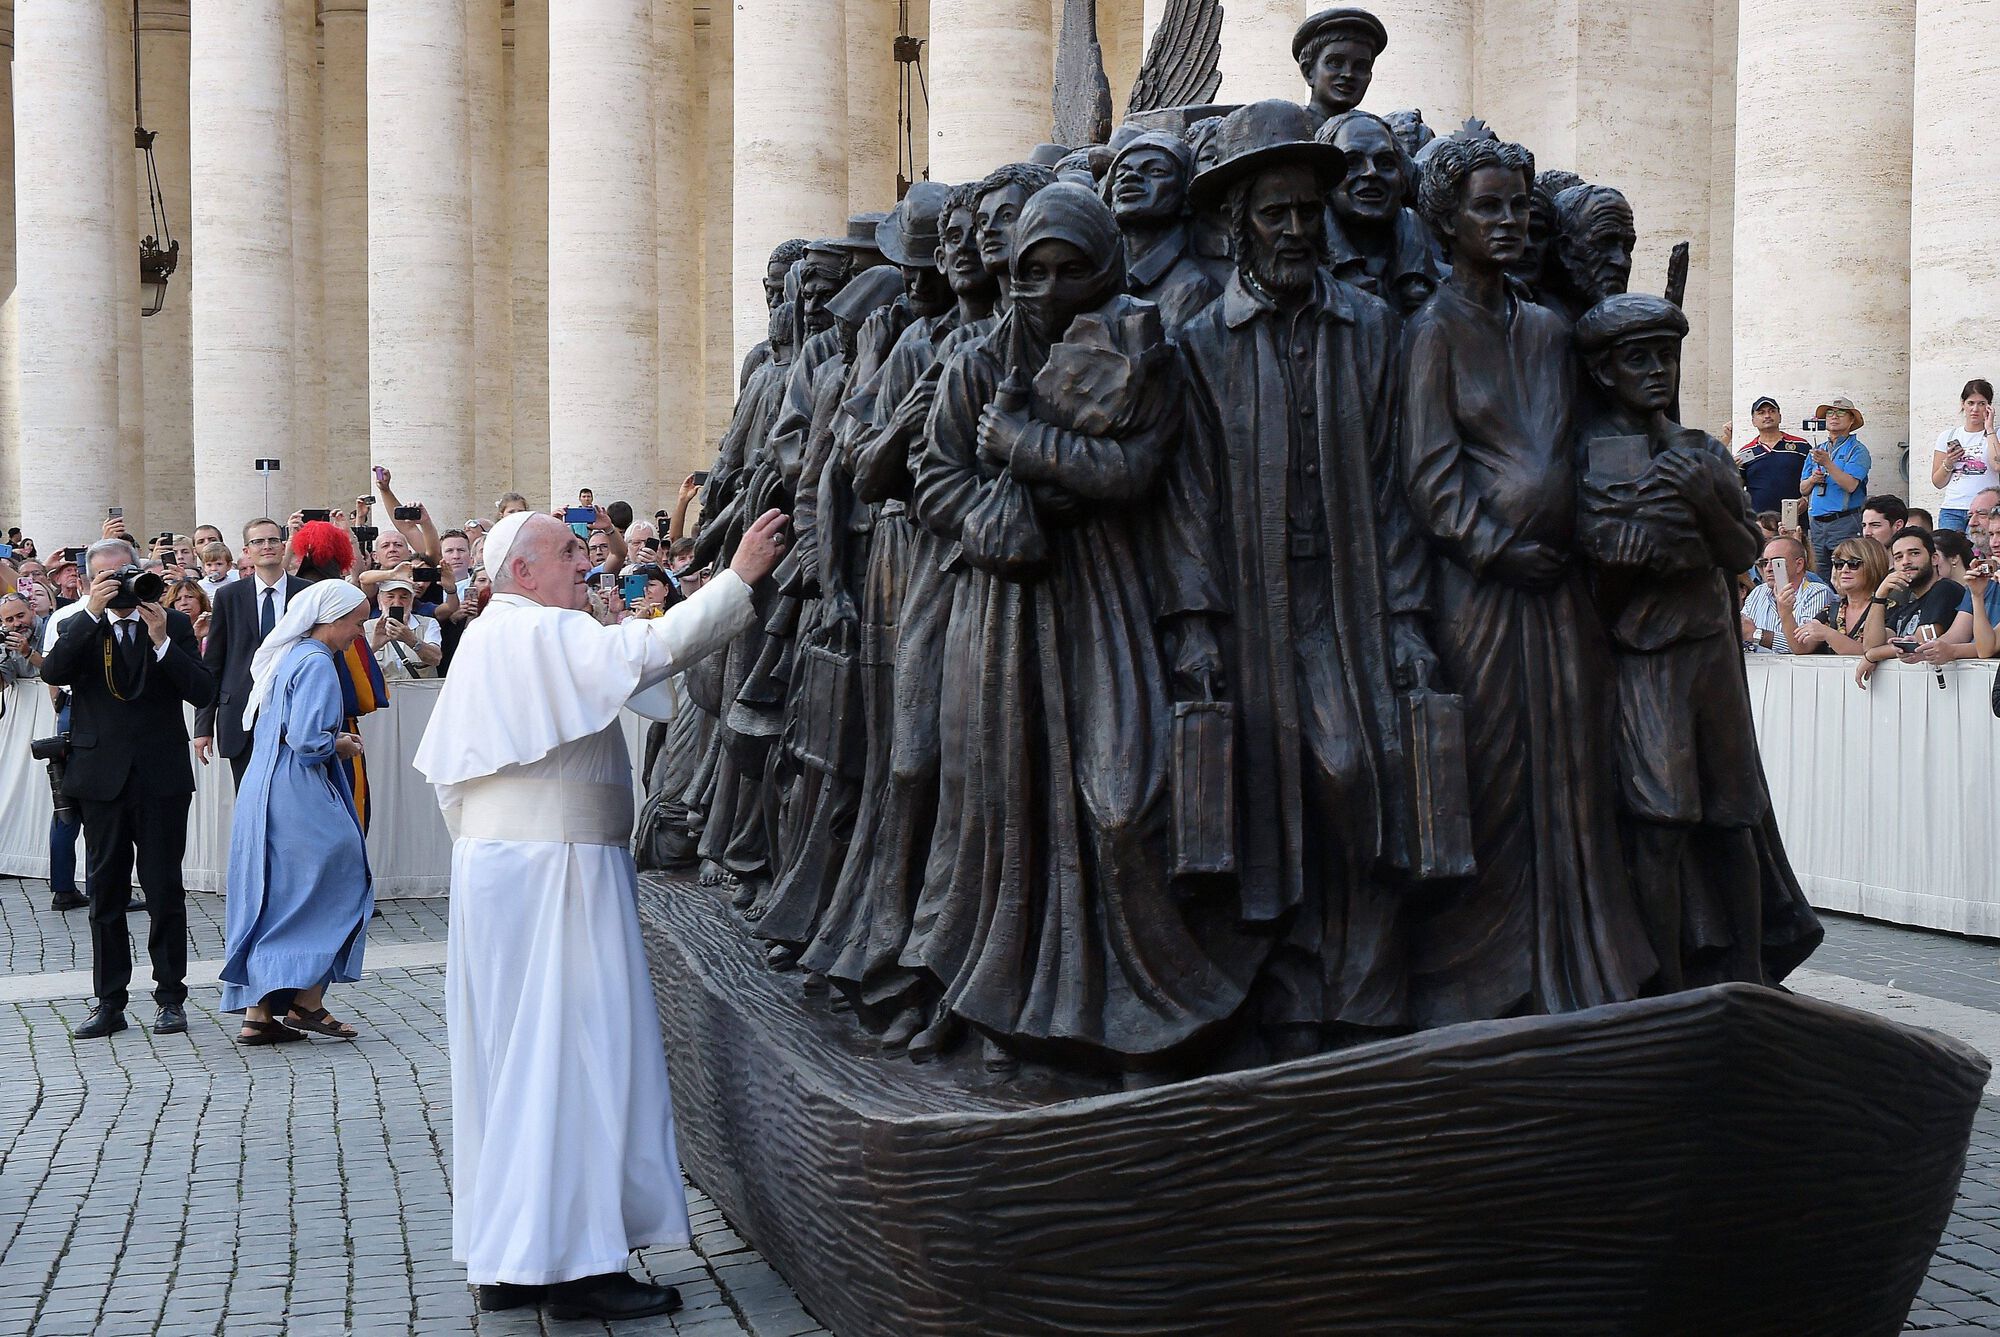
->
[[242, 580, 367, 729], [481, 510, 538, 590]]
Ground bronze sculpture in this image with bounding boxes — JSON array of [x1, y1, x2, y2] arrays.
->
[[635, 9, 1986, 1324], [802, 181, 1007, 1056], [1177, 100, 1442, 1055], [1548, 180, 1637, 320], [1571, 292, 1821, 987], [1315, 108, 1445, 315], [1293, 7, 1386, 124], [906, 182, 1257, 1076], [1101, 131, 1219, 332], [1399, 131, 1655, 1026]]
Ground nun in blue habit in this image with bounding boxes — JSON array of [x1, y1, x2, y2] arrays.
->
[[220, 579, 375, 1045]]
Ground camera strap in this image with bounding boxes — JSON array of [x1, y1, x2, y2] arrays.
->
[[101, 619, 150, 702]]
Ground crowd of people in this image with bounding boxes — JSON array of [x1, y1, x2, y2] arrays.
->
[[0, 466, 718, 1049], [1728, 380, 2000, 688]]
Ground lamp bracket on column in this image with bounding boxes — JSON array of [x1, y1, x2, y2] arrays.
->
[[895, 1, 929, 200], [134, 0, 179, 317]]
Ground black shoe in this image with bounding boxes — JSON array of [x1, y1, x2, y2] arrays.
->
[[475, 1283, 545, 1312], [72, 1007, 127, 1040], [546, 1274, 682, 1322], [50, 889, 86, 912], [126, 896, 149, 914], [153, 1005, 187, 1036]]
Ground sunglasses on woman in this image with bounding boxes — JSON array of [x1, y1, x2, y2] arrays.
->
[[1831, 558, 1865, 571]]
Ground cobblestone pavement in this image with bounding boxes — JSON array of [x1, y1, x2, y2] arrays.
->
[[0, 878, 826, 1337], [4, 879, 2000, 1335]]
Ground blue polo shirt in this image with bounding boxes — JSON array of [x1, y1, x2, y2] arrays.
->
[[1958, 583, 2000, 625], [1800, 436, 1871, 517]]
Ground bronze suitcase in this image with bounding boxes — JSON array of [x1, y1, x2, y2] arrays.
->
[[1400, 688, 1475, 881], [1171, 699, 1236, 878], [790, 624, 862, 777]]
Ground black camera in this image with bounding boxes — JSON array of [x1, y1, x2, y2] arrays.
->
[[31, 733, 76, 824], [105, 564, 165, 611], [393, 505, 423, 522], [350, 523, 379, 545], [1801, 418, 1827, 433]]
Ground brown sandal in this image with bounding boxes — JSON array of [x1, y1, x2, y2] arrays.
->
[[237, 1019, 308, 1046], [284, 1006, 358, 1039]]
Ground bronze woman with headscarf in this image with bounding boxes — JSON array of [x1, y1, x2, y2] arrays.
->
[[904, 183, 1257, 1075]]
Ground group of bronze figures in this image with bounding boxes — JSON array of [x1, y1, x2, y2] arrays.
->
[[643, 6, 1823, 1081]]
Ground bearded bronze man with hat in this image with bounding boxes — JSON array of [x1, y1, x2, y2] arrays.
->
[[1293, 7, 1388, 125], [1171, 99, 1442, 1057]]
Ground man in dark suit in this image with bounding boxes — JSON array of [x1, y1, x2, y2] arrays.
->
[[41, 539, 216, 1039], [194, 517, 306, 787]]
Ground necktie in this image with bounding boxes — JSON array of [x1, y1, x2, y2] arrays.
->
[[260, 586, 276, 638], [115, 618, 143, 681]]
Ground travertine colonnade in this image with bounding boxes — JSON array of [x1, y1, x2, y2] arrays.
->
[[0, 0, 1985, 540]]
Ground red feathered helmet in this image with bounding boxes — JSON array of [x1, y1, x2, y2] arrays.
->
[[290, 520, 356, 581]]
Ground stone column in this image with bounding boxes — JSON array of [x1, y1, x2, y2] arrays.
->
[[189, 0, 292, 535], [508, 0, 549, 506], [658, 0, 704, 486], [16, 0, 121, 540], [700, 2, 733, 446], [1099, 0, 1142, 111], [321, 1, 368, 509], [286, 0, 324, 513], [1478, 0, 1718, 429], [370, 0, 474, 527], [106, 0, 145, 529], [734, 0, 847, 373], [16, 0, 119, 541], [549, 0, 657, 509], [1707, 0, 1735, 435], [0, 6, 16, 514], [138, 1, 192, 532], [1908, 0, 1998, 509], [848, 0, 897, 211], [468, 0, 510, 513], [1365, 0, 1472, 127], [1214, 0, 1300, 107], [928, 0, 1042, 182], [1733, 0, 1912, 471]]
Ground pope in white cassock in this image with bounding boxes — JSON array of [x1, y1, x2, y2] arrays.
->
[[414, 506, 789, 1323]]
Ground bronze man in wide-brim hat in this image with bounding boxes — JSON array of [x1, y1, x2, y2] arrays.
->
[[1172, 98, 1442, 1055]]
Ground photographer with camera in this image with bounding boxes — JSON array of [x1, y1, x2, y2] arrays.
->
[[41, 537, 216, 1040], [195, 518, 308, 789], [1800, 396, 1873, 578], [1, 589, 41, 684], [365, 578, 443, 680]]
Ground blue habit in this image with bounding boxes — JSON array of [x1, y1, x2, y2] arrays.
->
[[220, 639, 374, 1013]]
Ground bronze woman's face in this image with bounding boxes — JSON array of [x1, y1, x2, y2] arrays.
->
[[1012, 239, 1100, 337], [1448, 165, 1529, 270]]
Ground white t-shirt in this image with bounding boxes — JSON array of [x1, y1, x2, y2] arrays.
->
[[1936, 427, 1993, 509]]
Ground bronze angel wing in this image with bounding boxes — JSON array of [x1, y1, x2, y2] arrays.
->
[[1054, 0, 1115, 147], [1126, 0, 1224, 115]]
